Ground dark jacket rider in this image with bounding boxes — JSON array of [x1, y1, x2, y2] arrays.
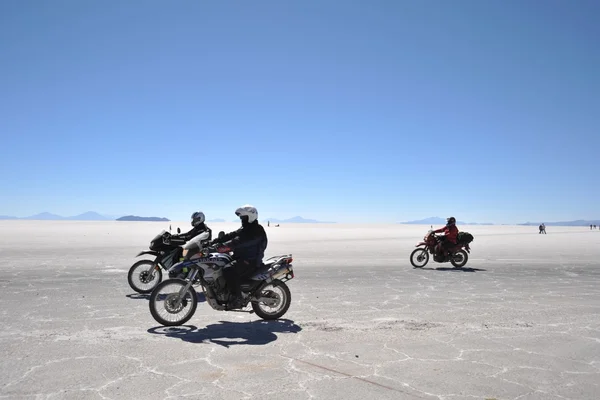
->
[[211, 204, 268, 309], [170, 211, 211, 262], [176, 211, 210, 241]]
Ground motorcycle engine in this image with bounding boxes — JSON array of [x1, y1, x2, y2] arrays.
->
[[211, 277, 229, 302]]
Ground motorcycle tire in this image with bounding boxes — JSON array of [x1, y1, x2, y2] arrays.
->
[[410, 248, 429, 268], [149, 278, 198, 326], [251, 279, 291, 320], [450, 250, 469, 268], [127, 260, 163, 294]]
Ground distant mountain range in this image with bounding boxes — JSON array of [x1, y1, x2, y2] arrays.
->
[[401, 217, 494, 225], [0, 211, 169, 222], [264, 216, 335, 224], [222, 216, 335, 223], [0, 212, 331, 223], [117, 215, 170, 222], [2, 212, 596, 226], [402, 217, 600, 227]]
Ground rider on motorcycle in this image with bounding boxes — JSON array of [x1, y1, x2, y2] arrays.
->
[[432, 217, 459, 258], [210, 204, 268, 309], [174, 211, 211, 259], [177, 211, 209, 241]]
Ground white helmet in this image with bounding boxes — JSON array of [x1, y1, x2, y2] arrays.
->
[[235, 204, 258, 224], [190, 211, 205, 227]]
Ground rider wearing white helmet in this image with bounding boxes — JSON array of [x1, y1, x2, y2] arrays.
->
[[211, 204, 268, 309]]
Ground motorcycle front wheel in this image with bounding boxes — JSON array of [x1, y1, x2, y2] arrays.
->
[[128, 260, 162, 294], [410, 248, 429, 268], [149, 279, 198, 326]]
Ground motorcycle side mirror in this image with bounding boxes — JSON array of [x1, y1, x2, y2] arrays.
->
[[177, 227, 181, 234], [218, 231, 225, 239]]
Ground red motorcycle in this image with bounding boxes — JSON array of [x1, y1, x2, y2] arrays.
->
[[410, 230, 473, 268]]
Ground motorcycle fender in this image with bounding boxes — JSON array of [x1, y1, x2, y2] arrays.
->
[[136, 250, 160, 257], [167, 260, 194, 275], [416, 242, 426, 247]]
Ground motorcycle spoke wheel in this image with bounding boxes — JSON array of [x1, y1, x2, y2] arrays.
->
[[128, 260, 162, 293], [450, 250, 469, 268], [410, 248, 429, 268], [150, 280, 197, 326], [252, 280, 291, 320]]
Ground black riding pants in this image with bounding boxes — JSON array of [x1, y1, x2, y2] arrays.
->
[[223, 259, 258, 297], [436, 237, 456, 254]]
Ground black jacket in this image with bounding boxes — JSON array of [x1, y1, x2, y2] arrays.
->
[[216, 221, 267, 263], [176, 222, 211, 242]]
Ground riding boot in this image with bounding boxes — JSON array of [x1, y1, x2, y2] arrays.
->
[[223, 266, 244, 309]]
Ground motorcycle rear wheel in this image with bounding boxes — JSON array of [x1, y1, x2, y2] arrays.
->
[[149, 279, 198, 326], [410, 248, 429, 268], [251, 279, 291, 320], [450, 250, 469, 268]]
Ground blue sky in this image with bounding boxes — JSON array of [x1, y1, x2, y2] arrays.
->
[[1, 0, 598, 224]]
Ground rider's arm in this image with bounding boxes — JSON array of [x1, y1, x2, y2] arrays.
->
[[217, 227, 242, 244], [178, 225, 201, 241], [225, 235, 262, 250], [225, 226, 266, 250]]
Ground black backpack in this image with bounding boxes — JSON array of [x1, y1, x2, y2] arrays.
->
[[457, 231, 474, 244]]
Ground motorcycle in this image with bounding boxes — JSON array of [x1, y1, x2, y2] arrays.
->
[[148, 231, 295, 326], [410, 230, 474, 268], [127, 226, 212, 294]]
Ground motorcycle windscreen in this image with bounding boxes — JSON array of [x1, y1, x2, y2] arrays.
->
[[151, 230, 167, 243], [182, 231, 211, 257], [183, 231, 210, 249]]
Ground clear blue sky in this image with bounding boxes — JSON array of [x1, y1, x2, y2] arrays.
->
[[1, 0, 598, 224]]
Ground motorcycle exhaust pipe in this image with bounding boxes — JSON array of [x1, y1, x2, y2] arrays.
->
[[272, 265, 294, 281]]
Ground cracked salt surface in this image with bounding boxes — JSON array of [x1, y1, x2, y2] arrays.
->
[[1, 221, 599, 399]]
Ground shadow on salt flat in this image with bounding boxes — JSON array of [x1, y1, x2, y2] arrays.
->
[[416, 267, 487, 272], [126, 291, 207, 302], [147, 319, 302, 347]]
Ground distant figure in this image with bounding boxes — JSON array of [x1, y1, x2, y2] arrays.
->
[[542, 223, 546, 234], [539, 224, 543, 234], [268, 221, 270, 227], [592, 224, 594, 230]]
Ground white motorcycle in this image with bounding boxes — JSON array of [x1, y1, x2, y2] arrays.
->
[[148, 231, 295, 326]]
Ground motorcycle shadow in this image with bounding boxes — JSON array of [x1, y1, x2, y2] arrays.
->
[[418, 266, 486, 272], [126, 292, 207, 303], [147, 319, 302, 348]]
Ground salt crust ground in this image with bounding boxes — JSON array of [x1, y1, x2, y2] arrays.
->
[[0, 221, 599, 400]]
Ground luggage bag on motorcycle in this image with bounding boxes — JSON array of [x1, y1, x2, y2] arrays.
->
[[457, 231, 474, 244]]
